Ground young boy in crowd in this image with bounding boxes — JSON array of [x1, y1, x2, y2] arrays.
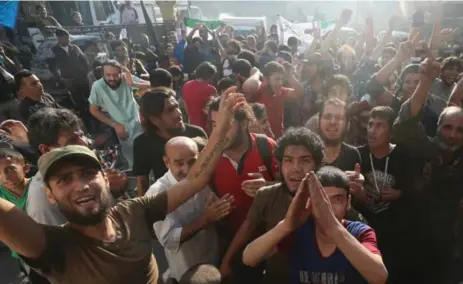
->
[[0, 147, 31, 261]]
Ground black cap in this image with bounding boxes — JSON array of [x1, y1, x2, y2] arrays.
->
[[55, 28, 70, 37]]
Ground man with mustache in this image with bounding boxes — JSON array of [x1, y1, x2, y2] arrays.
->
[[0, 90, 245, 284], [147, 136, 233, 282], [88, 60, 150, 169], [133, 88, 207, 196], [393, 55, 463, 283]]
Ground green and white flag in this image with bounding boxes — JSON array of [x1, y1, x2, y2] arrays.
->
[[320, 19, 337, 36], [184, 18, 223, 32]]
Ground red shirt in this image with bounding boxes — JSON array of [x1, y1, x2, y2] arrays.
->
[[212, 133, 278, 234], [250, 85, 290, 138], [182, 80, 217, 130]]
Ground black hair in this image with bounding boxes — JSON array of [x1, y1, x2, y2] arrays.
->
[[0, 147, 25, 164], [442, 56, 462, 72], [36, 4, 46, 11], [232, 59, 252, 78], [251, 103, 267, 120], [277, 51, 292, 63], [14, 69, 33, 92], [316, 166, 350, 194], [274, 127, 325, 170], [92, 60, 102, 69], [234, 35, 246, 42], [278, 44, 291, 53], [168, 66, 183, 78], [192, 37, 203, 45], [27, 108, 82, 153], [395, 64, 420, 98], [207, 96, 253, 124], [322, 74, 352, 99], [262, 61, 285, 78], [191, 136, 207, 152], [102, 60, 122, 72], [227, 39, 242, 54], [287, 36, 298, 47], [139, 88, 176, 133], [83, 40, 98, 52], [94, 66, 103, 80], [217, 78, 236, 94], [194, 62, 217, 81], [149, 68, 172, 88], [370, 106, 395, 129], [238, 49, 257, 67]]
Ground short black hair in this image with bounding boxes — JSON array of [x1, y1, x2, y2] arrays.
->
[[217, 78, 236, 94], [149, 68, 172, 88], [27, 108, 83, 153], [274, 127, 325, 170], [287, 36, 298, 47], [323, 74, 352, 99], [83, 40, 98, 52], [370, 106, 395, 129], [277, 51, 292, 63], [207, 96, 253, 124], [262, 61, 285, 78], [238, 49, 256, 67], [316, 166, 350, 194], [168, 66, 183, 78], [232, 59, 252, 78], [0, 147, 25, 164], [278, 44, 291, 53], [227, 39, 242, 54], [195, 62, 217, 81], [102, 60, 122, 72], [192, 37, 203, 45], [139, 87, 176, 133], [14, 69, 33, 91], [442, 56, 462, 72]]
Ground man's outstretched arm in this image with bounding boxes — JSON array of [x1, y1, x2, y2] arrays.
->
[[0, 197, 46, 259], [166, 88, 245, 213]]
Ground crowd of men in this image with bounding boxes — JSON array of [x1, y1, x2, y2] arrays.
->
[[1, 3, 463, 284]]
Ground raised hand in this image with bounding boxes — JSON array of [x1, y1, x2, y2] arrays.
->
[[337, 9, 353, 28], [282, 174, 311, 232], [215, 86, 246, 133], [241, 172, 266, 197], [0, 120, 29, 144], [396, 32, 420, 61], [419, 56, 441, 83], [203, 194, 234, 224], [307, 172, 339, 234]]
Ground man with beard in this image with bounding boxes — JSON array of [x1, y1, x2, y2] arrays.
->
[[147, 136, 232, 282], [133, 87, 207, 196], [0, 90, 244, 284], [318, 98, 361, 171], [355, 106, 424, 283], [393, 55, 463, 283], [89, 60, 150, 169], [205, 96, 279, 280], [249, 62, 303, 138], [220, 127, 324, 283]]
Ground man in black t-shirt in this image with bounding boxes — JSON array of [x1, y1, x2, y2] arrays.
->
[[133, 87, 206, 196], [15, 70, 60, 122], [355, 106, 423, 283], [318, 98, 361, 171]]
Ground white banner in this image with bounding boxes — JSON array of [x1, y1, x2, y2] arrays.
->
[[276, 15, 314, 53]]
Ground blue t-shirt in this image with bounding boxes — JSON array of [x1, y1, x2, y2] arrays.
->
[[292, 218, 372, 284]]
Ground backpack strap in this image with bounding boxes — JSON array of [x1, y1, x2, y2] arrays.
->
[[254, 134, 274, 180]]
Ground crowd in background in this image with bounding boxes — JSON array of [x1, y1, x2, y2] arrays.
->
[[1, 3, 463, 284]]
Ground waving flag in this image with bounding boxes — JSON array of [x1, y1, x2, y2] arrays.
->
[[320, 19, 337, 36], [276, 15, 314, 53], [0, 0, 19, 29]]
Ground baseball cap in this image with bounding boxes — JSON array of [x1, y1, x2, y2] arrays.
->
[[38, 145, 101, 181]]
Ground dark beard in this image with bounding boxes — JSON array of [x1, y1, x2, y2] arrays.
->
[[104, 78, 122, 90], [226, 127, 245, 150], [166, 124, 186, 136], [58, 202, 109, 226]]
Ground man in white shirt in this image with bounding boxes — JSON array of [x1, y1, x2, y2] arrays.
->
[[146, 136, 234, 282]]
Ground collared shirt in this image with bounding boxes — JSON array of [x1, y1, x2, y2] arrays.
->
[[146, 170, 219, 281]]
